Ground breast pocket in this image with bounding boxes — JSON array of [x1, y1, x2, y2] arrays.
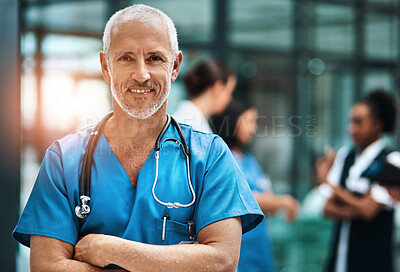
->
[[154, 217, 194, 245]]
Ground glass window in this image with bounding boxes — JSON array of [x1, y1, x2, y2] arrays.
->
[[24, 0, 107, 35], [365, 13, 398, 60], [363, 69, 395, 94], [311, 65, 355, 150], [137, 0, 214, 44], [42, 34, 102, 75], [21, 31, 36, 56], [21, 71, 38, 130], [229, 0, 293, 50], [314, 4, 354, 55]]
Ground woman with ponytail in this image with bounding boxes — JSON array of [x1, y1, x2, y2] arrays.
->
[[173, 59, 237, 133]]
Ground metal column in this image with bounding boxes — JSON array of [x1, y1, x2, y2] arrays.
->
[[291, 0, 311, 197], [213, 0, 229, 61], [354, 0, 366, 100]]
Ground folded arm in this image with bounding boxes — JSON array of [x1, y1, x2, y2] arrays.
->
[[30, 235, 124, 272], [31, 217, 242, 272], [323, 185, 383, 221], [74, 217, 241, 272], [323, 195, 358, 220]]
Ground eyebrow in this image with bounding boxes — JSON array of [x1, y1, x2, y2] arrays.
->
[[118, 51, 135, 56], [148, 51, 168, 58], [115, 50, 168, 57]]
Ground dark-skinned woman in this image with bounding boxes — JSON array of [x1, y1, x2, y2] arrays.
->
[[316, 89, 400, 272]]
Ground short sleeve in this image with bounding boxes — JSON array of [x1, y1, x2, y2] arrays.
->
[[194, 137, 264, 235], [245, 154, 272, 193], [12, 146, 79, 247]]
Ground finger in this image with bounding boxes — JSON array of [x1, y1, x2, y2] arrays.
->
[[315, 158, 324, 166], [73, 252, 81, 261]]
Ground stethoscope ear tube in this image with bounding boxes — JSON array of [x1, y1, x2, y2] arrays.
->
[[170, 116, 190, 157], [155, 114, 171, 151], [76, 112, 113, 218]]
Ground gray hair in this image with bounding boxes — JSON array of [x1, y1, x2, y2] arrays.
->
[[102, 4, 179, 60]]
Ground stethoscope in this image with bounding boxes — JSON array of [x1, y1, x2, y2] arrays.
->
[[75, 112, 196, 219]]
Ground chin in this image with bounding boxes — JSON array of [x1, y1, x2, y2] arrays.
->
[[352, 140, 360, 147], [125, 108, 157, 119], [352, 140, 366, 150]]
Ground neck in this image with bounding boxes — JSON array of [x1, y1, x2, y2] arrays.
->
[[191, 91, 214, 119], [104, 102, 168, 147], [356, 137, 381, 153], [231, 146, 243, 157]]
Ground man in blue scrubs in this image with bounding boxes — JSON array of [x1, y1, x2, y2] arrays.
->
[[13, 4, 263, 271]]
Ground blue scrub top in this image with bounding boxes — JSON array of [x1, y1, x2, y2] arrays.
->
[[233, 151, 275, 272], [13, 123, 263, 249]]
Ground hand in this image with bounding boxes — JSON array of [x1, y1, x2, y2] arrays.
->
[[315, 147, 336, 184], [330, 187, 382, 220], [280, 195, 299, 222], [385, 185, 400, 202], [357, 193, 382, 220], [74, 234, 112, 268]]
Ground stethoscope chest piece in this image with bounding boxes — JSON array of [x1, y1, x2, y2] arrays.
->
[[75, 195, 91, 219]]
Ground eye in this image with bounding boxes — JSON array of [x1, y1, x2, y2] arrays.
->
[[352, 118, 361, 125], [148, 55, 164, 62], [118, 55, 133, 61]]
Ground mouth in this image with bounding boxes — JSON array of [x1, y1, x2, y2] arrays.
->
[[128, 88, 153, 94]]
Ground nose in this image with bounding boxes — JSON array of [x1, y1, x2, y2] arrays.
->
[[132, 60, 151, 82]]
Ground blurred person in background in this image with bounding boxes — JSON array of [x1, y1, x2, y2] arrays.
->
[[316, 89, 400, 272], [173, 59, 237, 133], [212, 100, 299, 272], [12, 4, 264, 271]]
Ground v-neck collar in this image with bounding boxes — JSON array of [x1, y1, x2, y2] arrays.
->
[[96, 121, 180, 189]]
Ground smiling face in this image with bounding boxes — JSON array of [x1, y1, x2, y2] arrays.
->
[[100, 18, 182, 119]]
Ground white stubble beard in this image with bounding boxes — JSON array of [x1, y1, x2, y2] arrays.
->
[[109, 71, 172, 119]]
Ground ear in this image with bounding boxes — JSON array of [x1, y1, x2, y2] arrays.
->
[[170, 51, 183, 82], [100, 51, 111, 83], [211, 79, 225, 93]]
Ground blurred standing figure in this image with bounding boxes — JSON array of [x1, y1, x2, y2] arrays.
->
[[316, 89, 400, 272], [173, 59, 237, 133], [213, 100, 299, 272]]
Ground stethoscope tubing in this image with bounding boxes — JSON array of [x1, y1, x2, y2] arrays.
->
[[152, 142, 195, 208], [75, 112, 194, 219]]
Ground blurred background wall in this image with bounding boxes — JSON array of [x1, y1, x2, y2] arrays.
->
[[0, 0, 20, 272], [4, 0, 400, 271]]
